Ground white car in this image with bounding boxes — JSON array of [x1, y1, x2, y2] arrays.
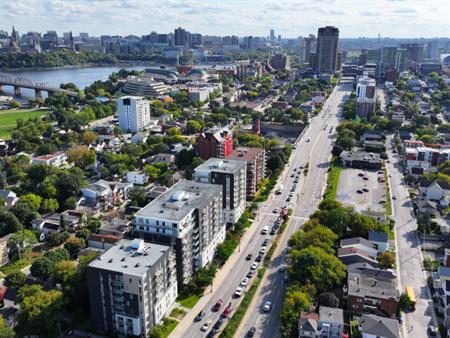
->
[[240, 278, 249, 287], [273, 207, 279, 213], [251, 262, 259, 270], [260, 247, 267, 255], [201, 320, 212, 331], [263, 301, 272, 312], [278, 264, 287, 272], [234, 286, 244, 297]]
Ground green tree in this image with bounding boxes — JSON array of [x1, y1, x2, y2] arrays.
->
[[0, 317, 14, 338], [40, 198, 59, 214], [64, 237, 86, 256], [289, 246, 346, 293], [378, 251, 395, 269], [66, 145, 96, 168], [5, 271, 27, 289], [288, 225, 338, 254], [7, 229, 37, 260], [280, 284, 314, 338], [45, 231, 70, 247], [54, 260, 77, 283], [20, 193, 42, 212], [186, 120, 202, 134], [0, 211, 22, 236], [128, 187, 148, 207]]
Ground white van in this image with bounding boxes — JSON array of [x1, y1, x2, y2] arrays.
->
[[261, 226, 269, 235]]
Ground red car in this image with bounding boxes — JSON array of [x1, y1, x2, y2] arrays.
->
[[212, 299, 223, 312], [221, 303, 232, 318]]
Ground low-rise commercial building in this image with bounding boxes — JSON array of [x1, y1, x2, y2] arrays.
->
[[340, 150, 383, 170], [194, 158, 246, 225], [134, 180, 224, 286], [87, 239, 177, 337]]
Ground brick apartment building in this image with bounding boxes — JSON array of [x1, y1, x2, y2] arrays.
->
[[229, 147, 266, 200], [196, 127, 233, 160]]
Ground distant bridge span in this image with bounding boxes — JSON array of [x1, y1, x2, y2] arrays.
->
[[0, 72, 78, 98]]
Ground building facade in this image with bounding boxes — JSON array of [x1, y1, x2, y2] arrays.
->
[[134, 180, 224, 286], [194, 158, 247, 225], [356, 77, 376, 117], [87, 239, 177, 337], [196, 127, 233, 160], [117, 96, 151, 132], [315, 26, 339, 74], [229, 147, 266, 200]]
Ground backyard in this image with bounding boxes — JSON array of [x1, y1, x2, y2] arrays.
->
[[0, 108, 50, 138]]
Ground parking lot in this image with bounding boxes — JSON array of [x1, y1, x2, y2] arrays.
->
[[336, 168, 386, 214]]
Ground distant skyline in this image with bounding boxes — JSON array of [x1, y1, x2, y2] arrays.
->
[[1, 0, 449, 38]]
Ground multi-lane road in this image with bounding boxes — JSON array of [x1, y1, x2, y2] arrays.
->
[[169, 81, 352, 338], [236, 81, 352, 338]]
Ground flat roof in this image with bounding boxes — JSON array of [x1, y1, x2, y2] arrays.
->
[[89, 238, 170, 277], [134, 179, 221, 221], [194, 158, 245, 174], [229, 147, 264, 162], [348, 274, 398, 299], [319, 306, 344, 324]]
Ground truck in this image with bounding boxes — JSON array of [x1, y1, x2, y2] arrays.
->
[[405, 286, 416, 310]]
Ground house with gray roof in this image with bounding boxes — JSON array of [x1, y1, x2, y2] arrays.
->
[[358, 314, 399, 338], [298, 306, 345, 338]]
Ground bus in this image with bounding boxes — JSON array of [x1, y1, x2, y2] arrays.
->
[[405, 286, 416, 310]]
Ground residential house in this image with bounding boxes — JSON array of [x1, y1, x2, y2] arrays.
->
[[31, 151, 68, 167], [32, 210, 87, 238], [418, 180, 450, 202], [0, 189, 19, 209], [81, 179, 133, 204], [338, 247, 378, 266], [358, 314, 400, 338], [0, 234, 12, 267], [126, 171, 148, 185], [149, 153, 176, 165], [131, 132, 149, 144], [87, 233, 120, 250], [340, 237, 379, 257], [347, 263, 397, 283], [368, 231, 389, 252], [433, 266, 450, 328], [346, 272, 399, 317], [298, 306, 346, 338]]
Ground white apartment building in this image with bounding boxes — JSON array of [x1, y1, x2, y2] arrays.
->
[[134, 180, 225, 286], [117, 96, 151, 133]]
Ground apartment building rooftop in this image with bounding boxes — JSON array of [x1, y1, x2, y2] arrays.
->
[[229, 147, 264, 161], [89, 238, 170, 277], [194, 158, 245, 174], [134, 179, 221, 221]]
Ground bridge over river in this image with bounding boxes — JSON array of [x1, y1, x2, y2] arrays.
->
[[0, 72, 78, 98]]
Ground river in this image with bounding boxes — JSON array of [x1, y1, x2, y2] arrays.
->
[[0, 65, 148, 99]]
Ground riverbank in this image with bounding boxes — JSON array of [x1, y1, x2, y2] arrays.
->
[[0, 61, 156, 72]]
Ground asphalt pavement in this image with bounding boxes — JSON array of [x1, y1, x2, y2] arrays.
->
[[386, 135, 440, 338], [235, 81, 353, 338]]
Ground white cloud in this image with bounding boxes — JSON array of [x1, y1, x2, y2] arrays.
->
[[0, 0, 448, 38]]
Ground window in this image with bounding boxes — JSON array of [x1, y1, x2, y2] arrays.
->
[[172, 223, 177, 228], [156, 220, 159, 225], [357, 298, 363, 303]]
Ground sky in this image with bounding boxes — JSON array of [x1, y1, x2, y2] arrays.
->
[[1, 0, 449, 38]]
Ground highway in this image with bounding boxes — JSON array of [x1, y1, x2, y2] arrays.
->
[[235, 81, 352, 338], [169, 81, 352, 338]]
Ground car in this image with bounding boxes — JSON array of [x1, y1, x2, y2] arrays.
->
[[247, 326, 256, 337], [294, 179, 299, 183], [293, 168, 297, 172], [306, 137, 311, 142], [234, 286, 244, 297], [262, 238, 269, 246], [362, 188, 369, 192], [246, 253, 253, 260], [356, 190, 363, 194], [194, 310, 206, 322], [201, 320, 212, 331], [212, 299, 223, 312], [260, 247, 267, 254], [263, 301, 272, 312], [362, 176, 369, 181], [213, 318, 224, 330], [358, 173, 364, 177], [378, 171, 383, 174], [273, 207, 279, 213], [270, 228, 276, 235], [206, 330, 216, 338], [278, 264, 287, 272], [222, 303, 232, 318], [247, 270, 254, 278], [289, 192, 294, 197], [392, 196, 397, 200], [286, 197, 292, 202], [255, 254, 263, 262], [290, 173, 295, 177], [241, 277, 249, 287], [428, 325, 438, 336], [251, 262, 259, 270]]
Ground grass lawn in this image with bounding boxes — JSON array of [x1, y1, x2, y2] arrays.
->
[[324, 166, 342, 200], [148, 317, 178, 338], [0, 250, 43, 276], [0, 109, 50, 139], [176, 292, 202, 308], [384, 168, 392, 216]]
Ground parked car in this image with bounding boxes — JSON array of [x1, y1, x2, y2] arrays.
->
[[251, 262, 259, 270], [241, 278, 249, 287], [201, 320, 212, 331], [246, 253, 253, 260], [214, 318, 224, 330], [255, 254, 263, 262], [262, 238, 269, 246], [222, 304, 232, 318], [278, 264, 287, 272], [260, 247, 267, 255], [247, 270, 254, 278], [356, 190, 363, 194], [212, 299, 223, 312], [247, 326, 256, 337], [234, 286, 244, 297], [428, 326, 438, 336], [263, 301, 272, 312], [194, 310, 206, 322], [362, 188, 369, 192], [273, 207, 279, 213]]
